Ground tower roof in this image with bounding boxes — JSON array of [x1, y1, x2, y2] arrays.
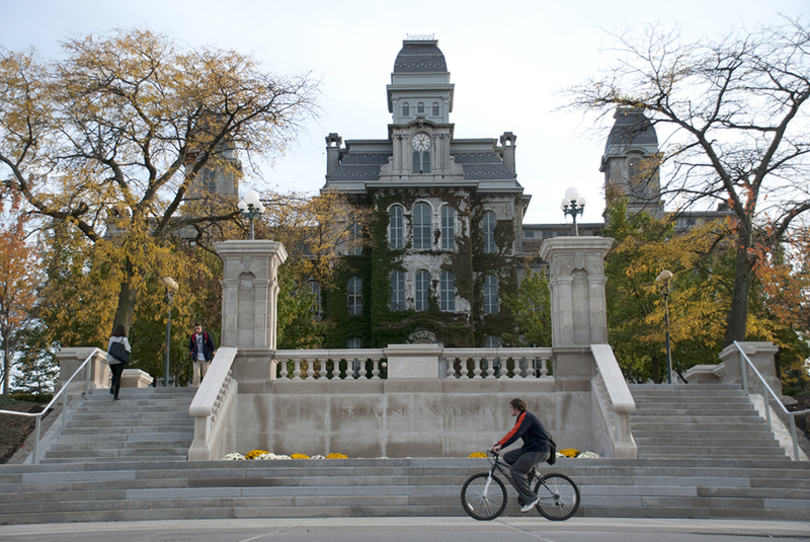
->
[[394, 40, 447, 73], [604, 108, 658, 153]]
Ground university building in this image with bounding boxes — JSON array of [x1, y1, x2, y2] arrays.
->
[[311, 38, 729, 349]]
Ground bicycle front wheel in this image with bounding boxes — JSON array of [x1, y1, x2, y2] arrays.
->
[[533, 473, 580, 520], [460, 473, 507, 520]]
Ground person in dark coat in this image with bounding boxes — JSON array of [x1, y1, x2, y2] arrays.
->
[[189, 323, 215, 387], [492, 398, 551, 512], [106, 324, 131, 401]]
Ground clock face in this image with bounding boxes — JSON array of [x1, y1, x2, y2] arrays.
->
[[411, 133, 431, 152]]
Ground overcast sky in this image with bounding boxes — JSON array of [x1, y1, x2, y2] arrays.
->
[[1, 0, 807, 224]]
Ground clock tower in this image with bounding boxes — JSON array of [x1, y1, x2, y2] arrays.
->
[[380, 38, 465, 182]]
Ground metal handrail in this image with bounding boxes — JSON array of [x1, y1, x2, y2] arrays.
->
[[0, 348, 101, 464], [733, 341, 810, 461]]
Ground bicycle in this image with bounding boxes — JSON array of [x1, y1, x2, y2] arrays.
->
[[460, 450, 580, 521]]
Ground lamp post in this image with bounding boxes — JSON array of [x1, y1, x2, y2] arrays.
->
[[161, 276, 179, 388], [655, 269, 674, 384], [238, 189, 265, 240], [561, 187, 586, 236]]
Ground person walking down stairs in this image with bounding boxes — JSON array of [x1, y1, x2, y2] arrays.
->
[[189, 323, 215, 387], [106, 324, 131, 401]]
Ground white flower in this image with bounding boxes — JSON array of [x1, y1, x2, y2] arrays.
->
[[223, 453, 245, 460], [576, 451, 599, 458], [310, 455, 325, 460]]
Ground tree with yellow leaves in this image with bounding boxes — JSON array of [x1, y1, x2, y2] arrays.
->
[[0, 29, 318, 336], [0, 197, 42, 395], [603, 196, 777, 382]]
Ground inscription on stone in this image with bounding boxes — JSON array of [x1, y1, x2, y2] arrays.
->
[[340, 406, 495, 417]]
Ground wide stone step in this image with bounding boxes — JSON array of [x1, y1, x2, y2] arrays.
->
[[64, 420, 194, 430], [39, 455, 188, 465], [633, 438, 784, 448], [50, 440, 192, 452], [42, 448, 189, 459]]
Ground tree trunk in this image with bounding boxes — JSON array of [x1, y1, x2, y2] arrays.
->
[[723, 243, 754, 347], [112, 258, 139, 336], [2, 341, 9, 395], [651, 354, 661, 384]]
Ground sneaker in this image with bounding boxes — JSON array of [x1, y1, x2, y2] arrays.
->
[[520, 495, 540, 513]]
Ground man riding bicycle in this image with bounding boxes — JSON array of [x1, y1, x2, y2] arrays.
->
[[491, 398, 551, 512]]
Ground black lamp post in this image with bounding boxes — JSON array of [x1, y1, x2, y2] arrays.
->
[[161, 276, 179, 387], [561, 187, 586, 236], [655, 269, 674, 384], [238, 189, 265, 240]]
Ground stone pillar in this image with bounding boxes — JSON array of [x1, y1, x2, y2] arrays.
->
[[539, 236, 613, 391], [54, 347, 109, 395], [215, 240, 288, 350], [718, 342, 781, 395]]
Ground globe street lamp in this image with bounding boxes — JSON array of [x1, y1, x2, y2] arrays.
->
[[655, 269, 674, 384], [238, 189, 265, 240], [161, 276, 179, 388], [561, 187, 586, 236]]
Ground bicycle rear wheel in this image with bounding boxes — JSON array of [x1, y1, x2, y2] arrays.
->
[[460, 473, 507, 520], [533, 473, 580, 520]]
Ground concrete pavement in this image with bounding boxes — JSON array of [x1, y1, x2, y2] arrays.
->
[[0, 517, 808, 542]]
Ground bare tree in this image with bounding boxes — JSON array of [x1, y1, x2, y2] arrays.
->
[[565, 17, 810, 345]]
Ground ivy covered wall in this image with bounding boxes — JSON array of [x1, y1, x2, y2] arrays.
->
[[322, 190, 522, 348]]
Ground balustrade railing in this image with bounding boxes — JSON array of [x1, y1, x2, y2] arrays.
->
[[271, 347, 554, 381], [441, 348, 553, 379], [273, 349, 386, 380]]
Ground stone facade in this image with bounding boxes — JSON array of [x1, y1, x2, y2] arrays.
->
[[319, 38, 528, 349]]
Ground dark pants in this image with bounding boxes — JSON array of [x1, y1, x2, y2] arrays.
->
[[503, 449, 548, 503], [110, 363, 126, 398]]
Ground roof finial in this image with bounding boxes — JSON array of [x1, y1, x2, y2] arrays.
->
[[406, 34, 435, 40]]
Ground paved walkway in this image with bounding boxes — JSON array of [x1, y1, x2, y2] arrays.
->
[[1, 518, 808, 542]]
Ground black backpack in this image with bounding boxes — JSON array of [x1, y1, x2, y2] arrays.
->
[[546, 433, 557, 465]]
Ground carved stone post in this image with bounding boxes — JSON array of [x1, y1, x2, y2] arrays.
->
[[215, 240, 287, 387], [718, 342, 781, 395], [539, 236, 613, 391]]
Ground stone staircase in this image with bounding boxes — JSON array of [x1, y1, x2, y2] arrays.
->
[[629, 383, 789, 460], [37, 387, 195, 464], [0, 384, 808, 524]]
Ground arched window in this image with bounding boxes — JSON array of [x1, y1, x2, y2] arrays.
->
[[347, 219, 362, 255], [417, 102, 425, 114], [432, 102, 440, 116], [389, 205, 404, 249], [390, 271, 406, 311], [412, 203, 432, 250], [482, 211, 496, 254], [347, 276, 362, 315], [402, 102, 409, 117], [441, 205, 455, 250], [628, 157, 638, 181], [309, 280, 321, 319], [483, 275, 499, 315], [440, 271, 455, 311], [415, 270, 430, 311]]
